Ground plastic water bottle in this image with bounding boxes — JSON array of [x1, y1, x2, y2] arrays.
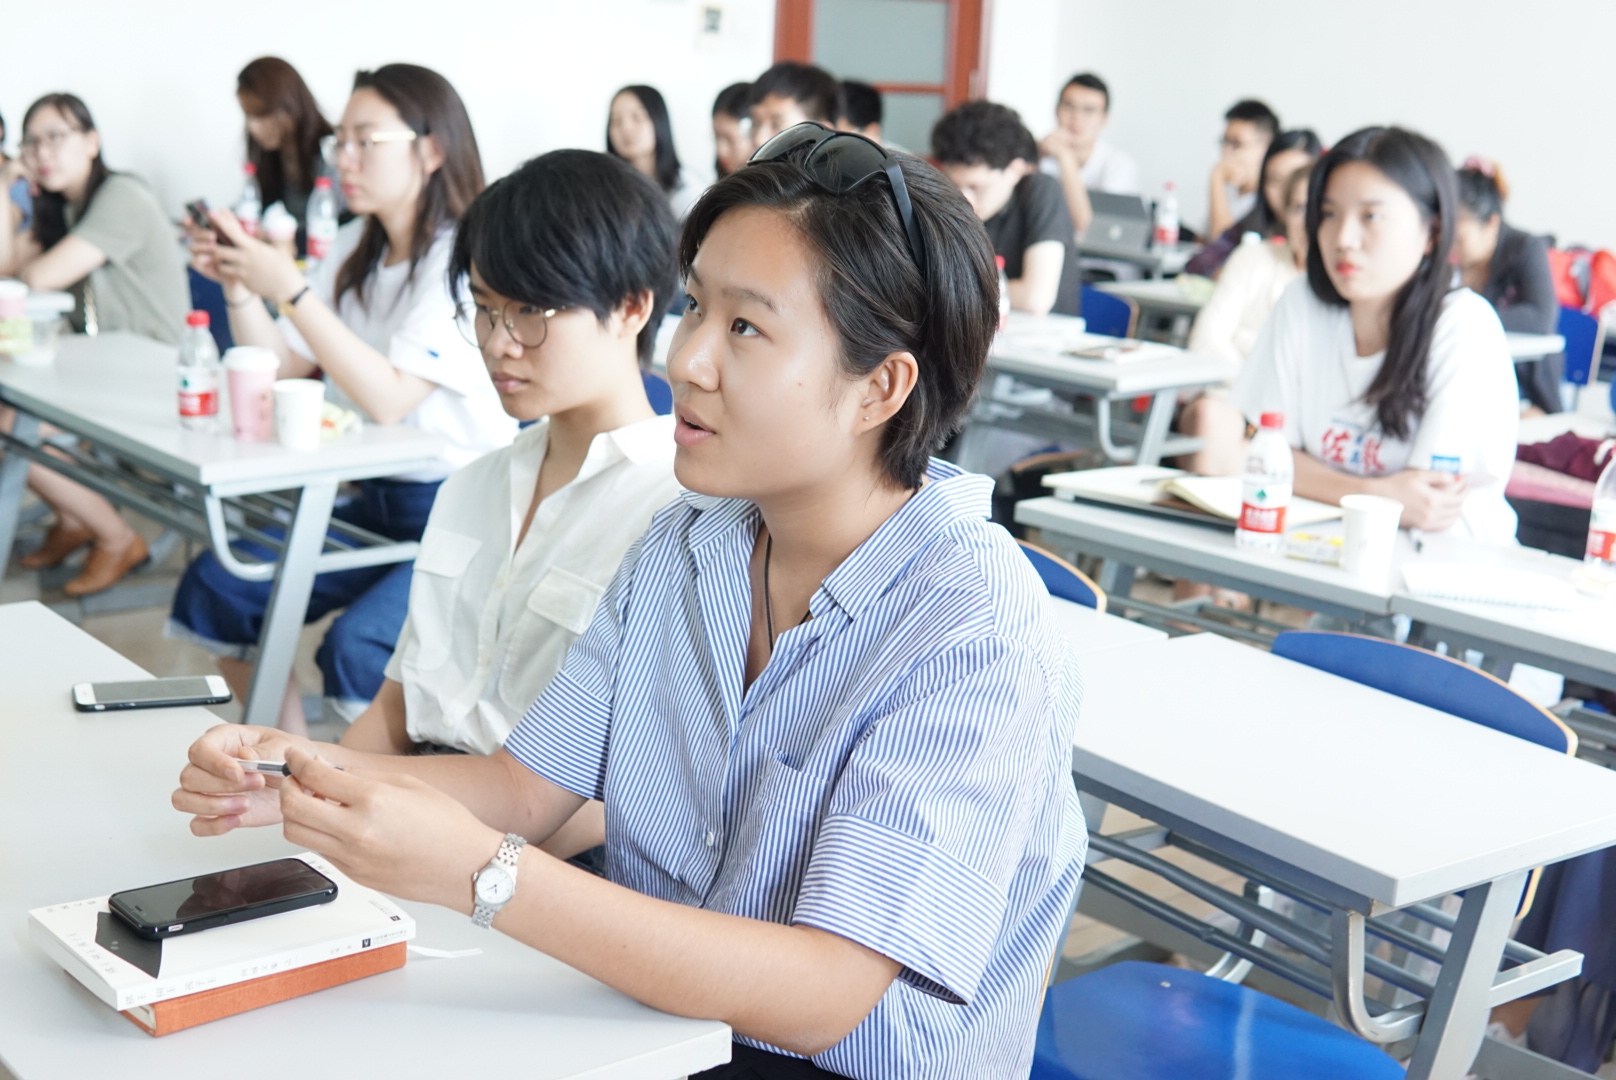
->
[[235, 163, 262, 239], [1236, 411, 1293, 551], [995, 255, 1010, 331], [177, 311, 221, 432], [1152, 181, 1179, 251], [306, 177, 339, 270], [1585, 455, 1616, 577]]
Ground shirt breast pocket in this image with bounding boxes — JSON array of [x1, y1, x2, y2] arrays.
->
[[498, 567, 606, 710], [403, 528, 482, 673]]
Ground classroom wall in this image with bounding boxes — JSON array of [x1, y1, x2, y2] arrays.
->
[[1048, 0, 1616, 247], [0, 0, 773, 217]]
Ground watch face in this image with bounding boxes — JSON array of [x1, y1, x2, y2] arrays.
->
[[475, 863, 515, 905]]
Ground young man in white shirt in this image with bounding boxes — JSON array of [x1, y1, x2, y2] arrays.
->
[[1206, 99, 1279, 239], [1037, 72, 1141, 234], [338, 150, 682, 782]]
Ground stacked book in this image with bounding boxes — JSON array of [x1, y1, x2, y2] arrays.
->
[[29, 854, 414, 1035]]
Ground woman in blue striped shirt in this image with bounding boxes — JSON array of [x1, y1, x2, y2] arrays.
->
[[175, 122, 1085, 1080]]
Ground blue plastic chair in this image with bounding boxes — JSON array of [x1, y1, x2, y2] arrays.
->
[[1558, 305, 1600, 387], [641, 370, 673, 416], [1080, 286, 1139, 340], [1018, 539, 1106, 612], [1034, 961, 1406, 1080]]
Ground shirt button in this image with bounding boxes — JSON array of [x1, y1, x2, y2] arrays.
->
[[705, 831, 716, 847]]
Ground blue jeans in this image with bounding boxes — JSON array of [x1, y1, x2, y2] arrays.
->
[[168, 478, 441, 719]]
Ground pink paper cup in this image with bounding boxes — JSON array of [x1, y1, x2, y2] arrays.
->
[[223, 347, 279, 441]]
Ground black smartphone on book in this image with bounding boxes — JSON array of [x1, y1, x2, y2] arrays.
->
[[109, 858, 338, 940]]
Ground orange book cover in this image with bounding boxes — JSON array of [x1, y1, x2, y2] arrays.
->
[[119, 941, 406, 1036]]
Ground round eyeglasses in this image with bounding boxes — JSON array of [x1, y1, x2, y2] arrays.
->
[[458, 300, 559, 350]]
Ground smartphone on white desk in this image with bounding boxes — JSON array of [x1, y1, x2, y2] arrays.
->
[[72, 675, 231, 712]]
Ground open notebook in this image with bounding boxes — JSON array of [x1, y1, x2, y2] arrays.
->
[[1401, 562, 1581, 610], [1044, 466, 1343, 530]]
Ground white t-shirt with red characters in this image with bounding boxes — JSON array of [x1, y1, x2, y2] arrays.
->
[[1231, 280, 1520, 544]]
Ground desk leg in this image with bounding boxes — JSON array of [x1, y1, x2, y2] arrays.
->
[[1403, 870, 1528, 1080], [1095, 560, 1138, 600], [243, 480, 337, 728], [0, 412, 41, 573], [1135, 390, 1178, 467]]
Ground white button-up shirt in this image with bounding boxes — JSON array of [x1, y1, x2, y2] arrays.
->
[[386, 414, 681, 753]]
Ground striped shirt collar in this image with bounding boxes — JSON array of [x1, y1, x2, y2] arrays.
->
[[677, 459, 990, 623]]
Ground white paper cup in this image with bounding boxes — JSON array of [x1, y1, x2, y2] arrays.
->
[[274, 378, 326, 452], [1340, 494, 1404, 579]]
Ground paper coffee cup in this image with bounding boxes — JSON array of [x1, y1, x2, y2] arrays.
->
[[223, 347, 279, 441], [274, 378, 326, 452], [1340, 494, 1404, 580]]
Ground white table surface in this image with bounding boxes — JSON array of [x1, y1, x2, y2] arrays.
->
[[1094, 278, 1209, 316], [1504, 332, 1566, 360], [989, 320, 1237, 397], [0, 333, 444, 490], [1075, 632, 1616, 910], [1018, 495, 1409, 617], [1047, 596, 1166, 658], [0, 602, 730, 1080]]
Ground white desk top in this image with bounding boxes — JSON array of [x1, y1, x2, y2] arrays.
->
[[0, 334, 445, 490], [1076, 632, 1616, 909], [1078, 241, 1196, 275], [1094, 278, 1209, 314], [989, 319, 1237, 396], [1047, 596, 1167, 658], [1018, 495, 1408, 615], [0, 602, 729, 1080], [1505, 332, 1566, 360]]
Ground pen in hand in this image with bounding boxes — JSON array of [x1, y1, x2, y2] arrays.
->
[[240, 759, 344, 777]]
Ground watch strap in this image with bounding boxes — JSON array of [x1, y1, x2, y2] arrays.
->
[[471, 832, 527, 930]]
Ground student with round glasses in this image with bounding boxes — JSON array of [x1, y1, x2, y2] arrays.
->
[[170, 64, 516, 736], [174, 122, 1084, 1080]]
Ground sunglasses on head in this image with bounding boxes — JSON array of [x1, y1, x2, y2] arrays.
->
[[747, 122, 926, 274]]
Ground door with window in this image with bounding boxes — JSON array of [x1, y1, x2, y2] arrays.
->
[[774, 0, 988, 153]]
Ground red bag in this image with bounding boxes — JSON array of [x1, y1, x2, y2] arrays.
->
[[1589, 250, 1616, 313], [1546, 246, 1616, 313]]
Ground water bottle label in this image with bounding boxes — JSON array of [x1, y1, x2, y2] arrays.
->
[[308, 230, 335, 261], [1430, 455, 1462, 475], [1588, 506, 1616, 560], [1239, 479, 1291, 534], [178, 370, 219, 417]]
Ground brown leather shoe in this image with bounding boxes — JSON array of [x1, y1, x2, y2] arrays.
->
[[19, 521, 95, 570], [62, 534, 149, 597]]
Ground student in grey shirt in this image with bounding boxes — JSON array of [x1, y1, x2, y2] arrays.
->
[[0, 93, 188, 597]]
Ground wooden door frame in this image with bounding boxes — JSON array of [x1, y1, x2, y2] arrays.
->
[[773, 0, 990, 109]]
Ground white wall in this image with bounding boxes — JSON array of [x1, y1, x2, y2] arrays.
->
[[0, 0, 773, 217], [1005, 0, 1616, 246]]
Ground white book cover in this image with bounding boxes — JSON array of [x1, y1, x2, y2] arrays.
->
[[27, 853, 415, 1011]]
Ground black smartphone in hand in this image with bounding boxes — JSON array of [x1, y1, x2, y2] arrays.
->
[[109, 857, 338, 940], [184, 198, 234, 247]]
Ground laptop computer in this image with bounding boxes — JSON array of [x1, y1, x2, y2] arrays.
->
[[1081, 192, 1152, 255]]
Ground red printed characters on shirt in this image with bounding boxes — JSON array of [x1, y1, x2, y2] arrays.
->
[[1317, 421, 1390, 477]]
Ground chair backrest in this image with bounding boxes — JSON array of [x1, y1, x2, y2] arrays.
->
[[641, 370, 673, 416], [1271, 631, 1575, 754], [1079, 286, 1139, 340], [1558, 305, 1600, 386], [1018, 539, 1106, 612], [187, 268, 234, 353]]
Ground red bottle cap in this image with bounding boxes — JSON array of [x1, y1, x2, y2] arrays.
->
[[315, 177, 332, 189], [243, 163, 257, 176], [1260, 411, 1284, 429], [186, 310, 210, 328], [995, 255, 1006, 271]]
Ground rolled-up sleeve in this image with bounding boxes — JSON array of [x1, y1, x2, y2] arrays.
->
[[790, 636, 1055, 1006], [503, 537, 642, 800]]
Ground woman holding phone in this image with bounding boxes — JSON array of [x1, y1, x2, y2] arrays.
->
[[173, 124, 1084, 1079], [1231, 126, 1519, 542], [235, 56, 339, 257], [0, 93, 189, 596], [170, 63, 515, 735]]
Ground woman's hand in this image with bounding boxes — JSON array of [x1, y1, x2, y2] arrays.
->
[[172, 723, 311, 836], [1373, 469, 1468, 531], [279, 746, 503, 913], [0, 156, 31, 191], [209, 207, 306, 305]]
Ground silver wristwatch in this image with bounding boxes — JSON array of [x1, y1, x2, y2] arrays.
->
[[471, 833, 527, 929]]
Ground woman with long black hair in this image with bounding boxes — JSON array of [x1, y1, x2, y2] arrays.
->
[[1232, 126, 1519, 542], [0, 92, 189, 596], [607, 84, 699, 218], [235, 56, 338, 256], [1186, 127, 1322, 277], [171, 64, 516, 735]]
